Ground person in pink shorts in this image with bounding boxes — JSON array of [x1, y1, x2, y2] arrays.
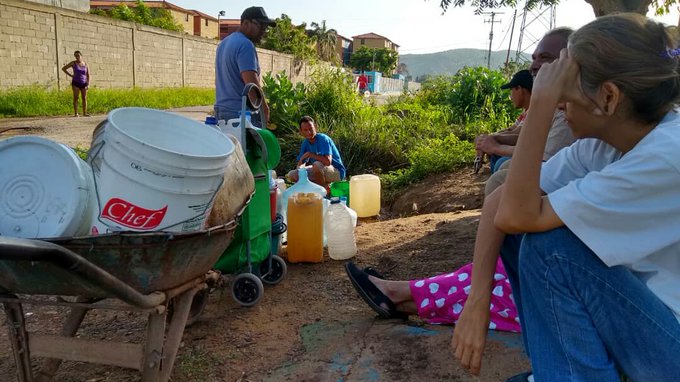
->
[[345, 259, 521, 333]]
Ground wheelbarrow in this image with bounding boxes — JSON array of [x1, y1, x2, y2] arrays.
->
[[0, 212, 244, 381]]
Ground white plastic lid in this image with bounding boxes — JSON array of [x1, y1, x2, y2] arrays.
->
[[0, 136, 94, 238]]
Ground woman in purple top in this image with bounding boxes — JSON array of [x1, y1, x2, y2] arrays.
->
[[62, 50, 91, 117]]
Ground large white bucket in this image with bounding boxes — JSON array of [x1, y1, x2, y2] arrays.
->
[[91, 107, 235, 233], [0, 136, 96, 238]]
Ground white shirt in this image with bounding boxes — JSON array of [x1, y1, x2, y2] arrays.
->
[[540, 110, 680, 323]]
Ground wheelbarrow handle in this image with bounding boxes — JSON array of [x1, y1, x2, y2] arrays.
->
[[0, 236, 165, 309]]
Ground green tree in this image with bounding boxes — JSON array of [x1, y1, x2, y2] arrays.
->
[[310, 20, 338, 63], [90, 1, 182, 32], [436, 0, 677, 17], [350, 46, 399, 75], [260, 14, 316, 62]]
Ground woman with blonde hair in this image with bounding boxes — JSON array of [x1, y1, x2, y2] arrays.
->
[[452, 13, 680, 381], [62, 50, 90, 117]]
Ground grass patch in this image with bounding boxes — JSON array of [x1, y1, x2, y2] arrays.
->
[[0, 86, 215, 117], [175, 347, 221, 380]]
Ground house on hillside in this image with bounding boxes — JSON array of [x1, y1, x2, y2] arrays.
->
[[90, 1, 219, 38], [351, 32, 399, 53]]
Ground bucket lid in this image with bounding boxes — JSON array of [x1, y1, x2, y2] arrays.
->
[[0, 136, 93, 238]]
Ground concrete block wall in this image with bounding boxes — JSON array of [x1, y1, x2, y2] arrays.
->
[[23, 0, 88, 13], [0, 3, 58, 88], [184, 38, 217, 88], [2, 0, 406, 92], [133, 27, 183, 88], [59, 13, 134, 88]]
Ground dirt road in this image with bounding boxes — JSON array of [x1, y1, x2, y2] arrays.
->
[[0, 109, 529, 381]]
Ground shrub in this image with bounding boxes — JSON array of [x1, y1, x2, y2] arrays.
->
[[262, 72, 306, 134], [417, 66, 519, 131]]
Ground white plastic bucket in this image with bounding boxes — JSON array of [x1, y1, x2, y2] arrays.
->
[[0, 136, 96, 238], [92, 107, 235, 233]]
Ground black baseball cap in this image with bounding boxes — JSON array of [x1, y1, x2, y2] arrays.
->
[[241, 6, 276, 27], [500, 70, 533, 91]]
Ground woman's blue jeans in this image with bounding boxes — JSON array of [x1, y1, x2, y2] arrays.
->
[[500, 227, 680, 381]]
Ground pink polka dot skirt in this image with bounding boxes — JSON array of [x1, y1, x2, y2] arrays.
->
[[409, 258, 521, 332]]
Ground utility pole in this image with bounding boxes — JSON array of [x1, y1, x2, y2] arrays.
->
[[482, 11, 503, 68], [371, 50, 376, 72], [505, 9, 517, 67]]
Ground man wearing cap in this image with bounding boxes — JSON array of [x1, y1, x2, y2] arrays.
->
[[214, 6, 276, 127], [475, 69, 533, 174], [478, 29, 575, 196]]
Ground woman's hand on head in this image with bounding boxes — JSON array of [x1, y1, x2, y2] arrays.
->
[[532, 48, 589, 109]]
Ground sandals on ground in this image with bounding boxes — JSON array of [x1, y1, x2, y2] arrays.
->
[[345, 262, 408, 320]]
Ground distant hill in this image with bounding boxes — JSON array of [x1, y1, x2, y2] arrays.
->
[[399, 49, 530, 80]]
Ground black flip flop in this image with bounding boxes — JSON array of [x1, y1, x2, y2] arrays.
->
[[345, 262, 407, 319], [363, 266, 384, 279]]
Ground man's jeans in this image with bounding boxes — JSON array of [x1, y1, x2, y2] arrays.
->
[[500, 227, 680, 381]]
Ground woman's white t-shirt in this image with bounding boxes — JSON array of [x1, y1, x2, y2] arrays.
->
[[540, 110, 680, 323]]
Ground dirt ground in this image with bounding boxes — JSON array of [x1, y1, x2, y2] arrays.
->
[[0, 109, 529, 381]]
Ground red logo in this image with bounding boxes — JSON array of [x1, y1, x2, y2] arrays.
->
[[101, 198, 167, 230]]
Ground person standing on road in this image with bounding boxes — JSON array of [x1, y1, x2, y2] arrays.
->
[[62, 50, 90, 117], [214, 6, 275, 127]]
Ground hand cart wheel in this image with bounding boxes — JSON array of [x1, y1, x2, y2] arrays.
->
[[231, 273, 264, 307], [260, 255, 287, 285]]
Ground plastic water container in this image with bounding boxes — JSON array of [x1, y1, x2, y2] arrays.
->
[[92, 107, 235, 233], [349, 174, 381, 218], [286, 192, 323, 263], [340, 196, 358, 227], [0, 136, 97, 238], [281, 168, 327, 215], [218, 110, 254, 150], [325, 198, 357, 260]]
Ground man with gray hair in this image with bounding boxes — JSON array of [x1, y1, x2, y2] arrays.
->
[[483, 28, 576, 196]]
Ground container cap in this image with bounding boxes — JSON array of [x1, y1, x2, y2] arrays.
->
[[330, 197, 341, 204], [0, 137, 94, 238]]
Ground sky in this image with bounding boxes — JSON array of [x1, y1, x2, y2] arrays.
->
[[170, 0, 679, 55]]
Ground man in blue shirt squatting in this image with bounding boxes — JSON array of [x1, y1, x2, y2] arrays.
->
[[287, 116, 346, 190], [214, 6, 275, 127]]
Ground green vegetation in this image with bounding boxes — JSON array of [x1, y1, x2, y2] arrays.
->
[[90, 0, 183, 32], [3, 66, 517, 195], [260, 14, 316, 62], [350, 47, 399, 75], [264, 65, 516, 193], [0, 86, 214, 117]]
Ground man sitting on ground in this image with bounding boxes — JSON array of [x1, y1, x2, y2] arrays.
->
[[287, 116, 346, 189], [475, 69, 533, 173]]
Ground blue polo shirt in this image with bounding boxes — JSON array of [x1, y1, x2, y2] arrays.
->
[[215, 32, 259, 115], [297, 133, 346, 179]]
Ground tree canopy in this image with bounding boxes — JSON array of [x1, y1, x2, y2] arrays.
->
[[350, 46, 399, 75], [436, 0, 677, 17], [90, 0, 182, 32], [259, 14, 316, 62], [310, 20, 338, 63]]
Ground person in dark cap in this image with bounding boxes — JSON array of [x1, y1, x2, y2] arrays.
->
[[214, 6, 276, 127], [475, 69, 533, 175]]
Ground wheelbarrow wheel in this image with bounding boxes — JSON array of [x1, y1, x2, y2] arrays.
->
[[232, 273, 264, 307], [260, 255, 287, 285]]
